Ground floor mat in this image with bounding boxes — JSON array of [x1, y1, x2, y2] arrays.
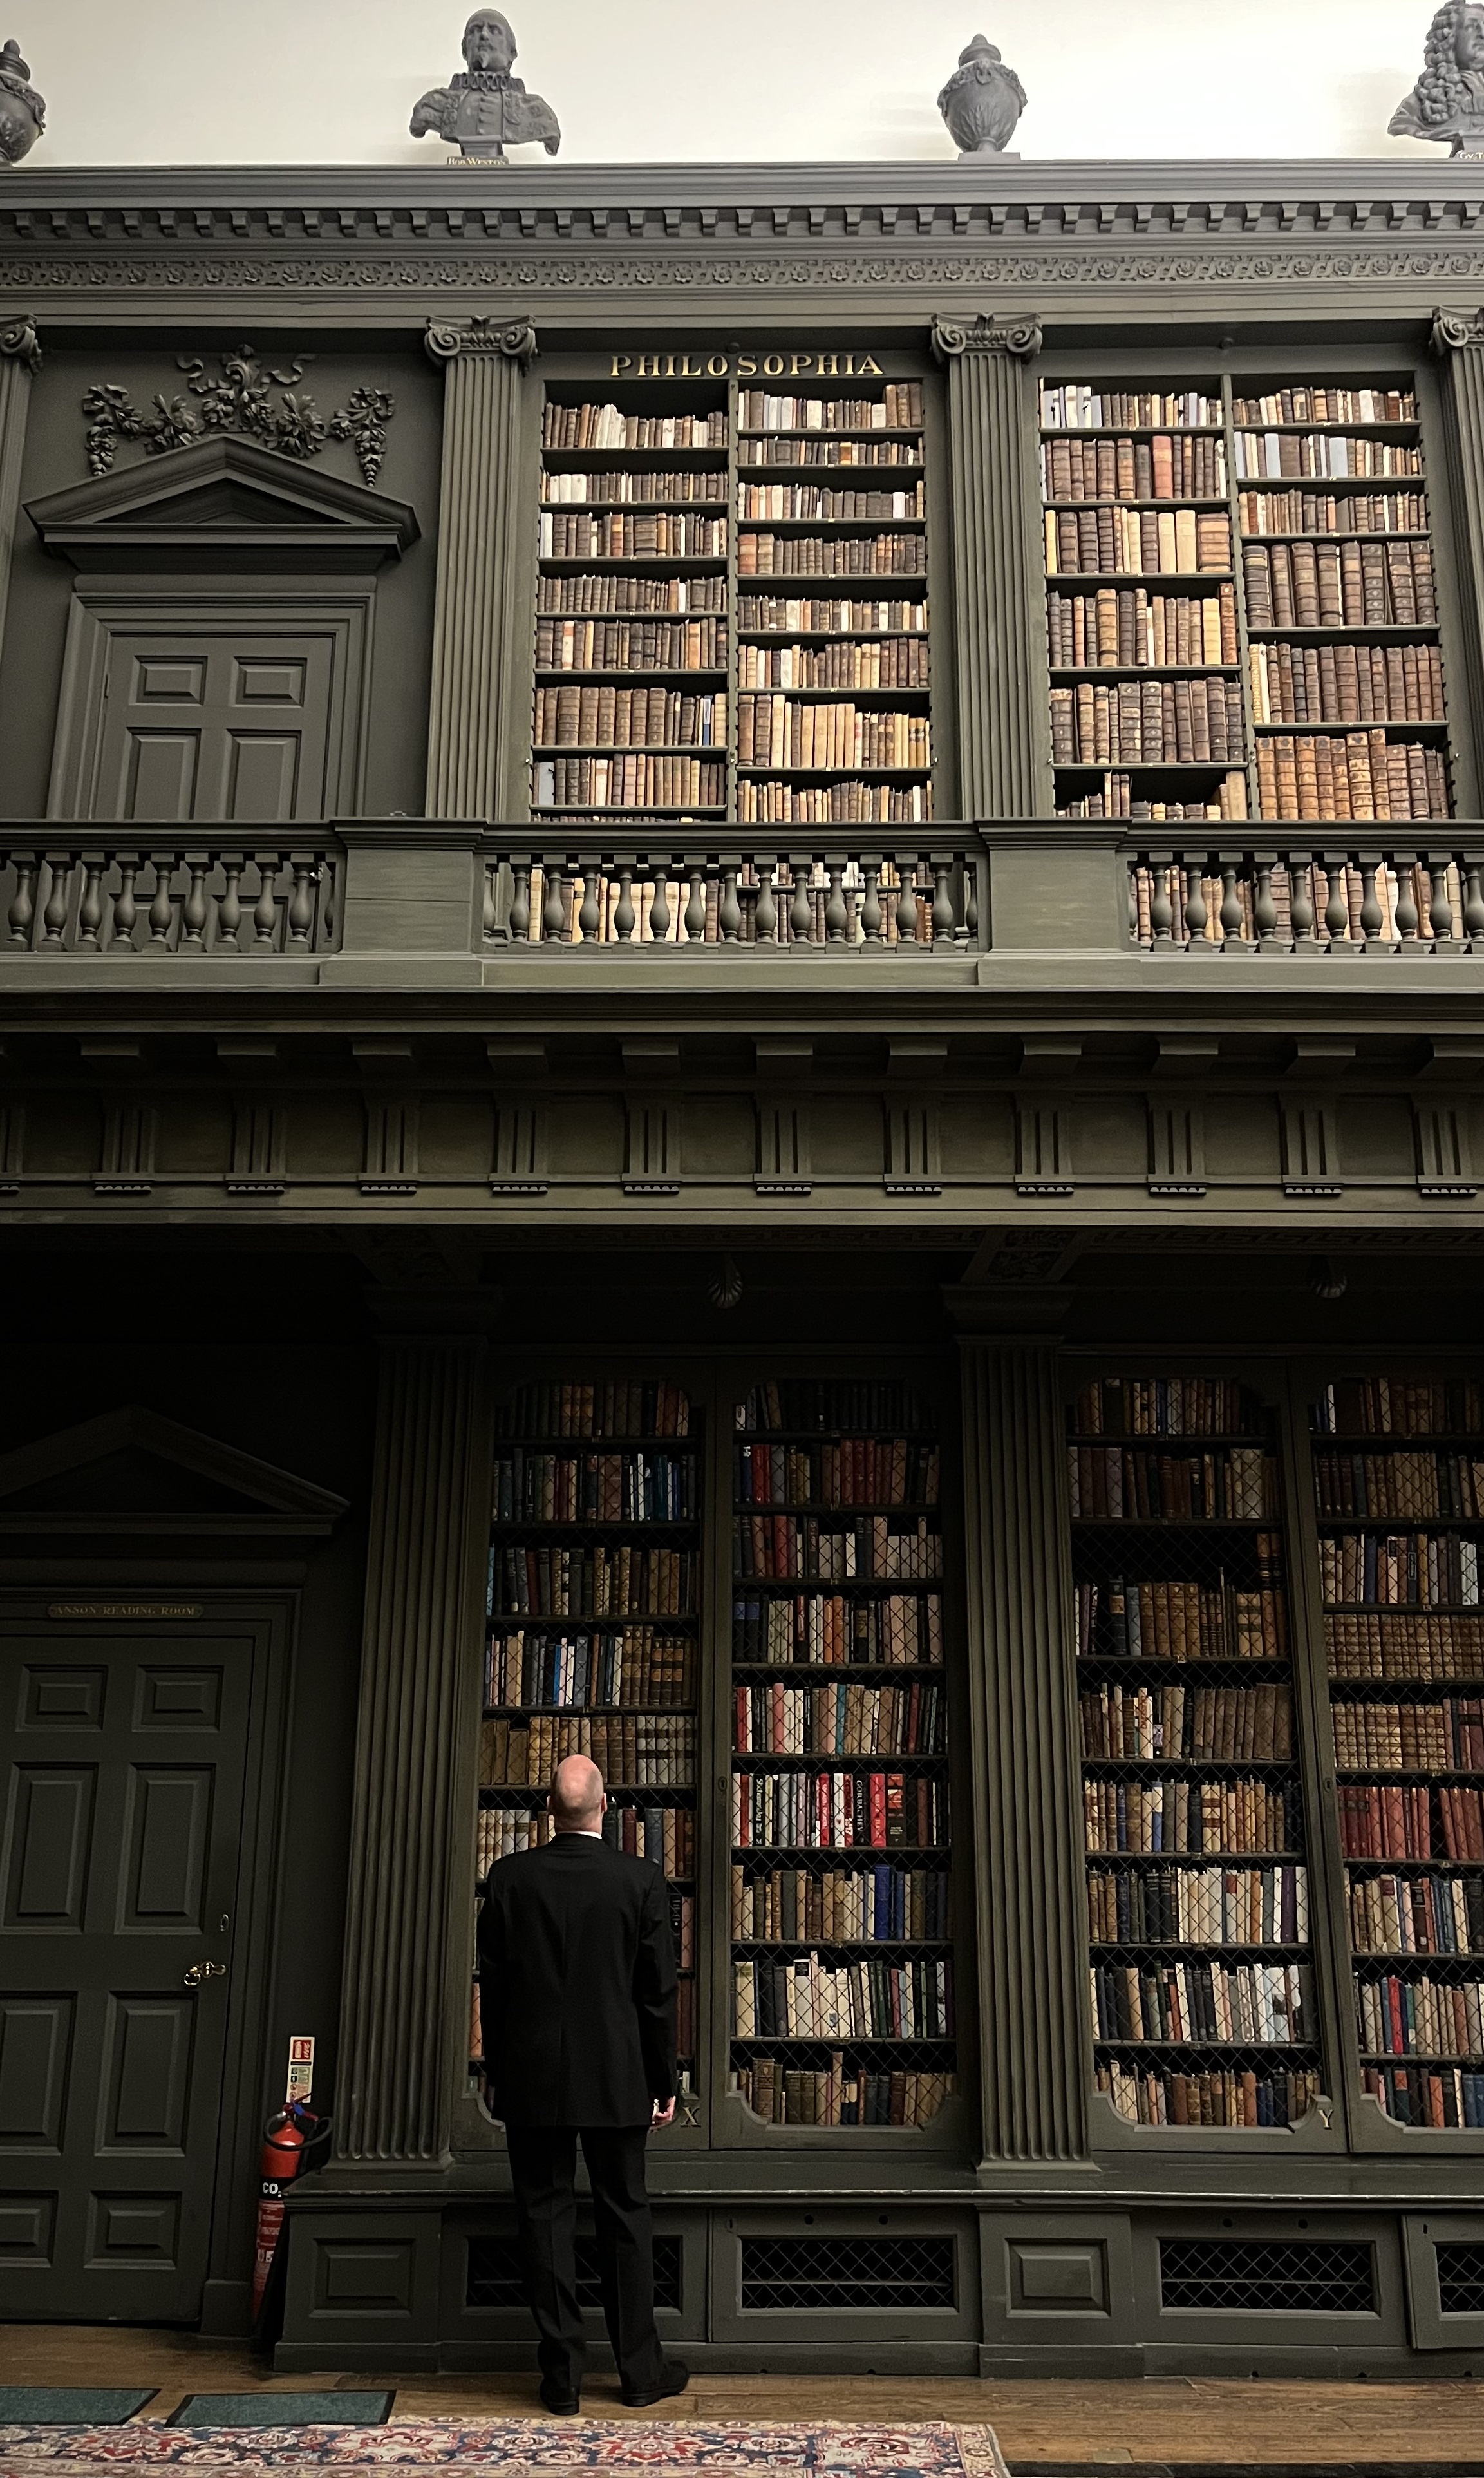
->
[[169, 2399, 394, 2430], [0, 2418, 1008, 2476], [0, 2399, 155, 2430]]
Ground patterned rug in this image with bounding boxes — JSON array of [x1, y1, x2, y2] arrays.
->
[[0, 2421, 1008, 2478]]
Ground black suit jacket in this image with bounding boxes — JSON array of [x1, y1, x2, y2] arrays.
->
[[477, 1832, 677, 2127]]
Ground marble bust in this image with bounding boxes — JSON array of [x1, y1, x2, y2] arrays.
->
[[410, 9, 560, 161], [0, 37, 44, 166], [937, 33, 1026, 158], [1390, 0, 1484, 155]]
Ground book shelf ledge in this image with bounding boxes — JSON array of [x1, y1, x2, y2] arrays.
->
[[1326, 1604, 1484, 1617], [735, 1576, 943, 1592], [1234, 421, 1421, 438], [1081, 1756, 1299, 1775], [735, 1499, 941, 1516], [1050, 665, 1241, 681], [1241, 529, 1432, 545], [1090, 1849, 1305, 1865], [536, 668, 729, 684], [1071, 1513, 1279, 1526], [733, 1750, 949, 1768], [488, 1612, 700, 1627], [1254, 718, 1448, 736], [541, 446, 729, 468], [730, 2032, 956, 2048], [528, 804, 728, 819], [737, 428, 923, 444], [1053, 759, 1246, 777], [732, 1938, 953, 1954], [733, 1842, 948, 1858], [1068, 1432, 1267, 1446], [532, 743, 728, 759], [1040, 425, 1225, 440], [1078, 1654, 1293, 1675], [1334, 1767, 1484, 1784], [732, 1660, 945, 1676], [737, 627, 928, 643], [538, 556, 730, 571], [1093, 2036, 1321, 2053], [1047, 570, 1236, 586], [1044, 497, 1231, 514], [1246, 622, 1442, 639], [484, 1703, 695, 1719], [1089, 1939, 1311, 1958], [541, 500, 733, 516]]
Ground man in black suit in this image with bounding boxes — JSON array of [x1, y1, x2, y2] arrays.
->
[[478, 1754, 688, 2414]]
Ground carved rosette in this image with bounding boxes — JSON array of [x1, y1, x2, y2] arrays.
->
[[930, 310, 1043, 363], [424, 315, 538, 367], [0, 312, 39, 374]]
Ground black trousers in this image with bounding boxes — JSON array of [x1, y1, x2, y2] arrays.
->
[[505, 2123, 666, 2397]]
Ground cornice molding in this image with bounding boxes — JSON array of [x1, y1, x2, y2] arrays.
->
[[424, 312, 538, 364]]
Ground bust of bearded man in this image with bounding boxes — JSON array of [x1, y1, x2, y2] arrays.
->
[[411, 10, 561, 160]]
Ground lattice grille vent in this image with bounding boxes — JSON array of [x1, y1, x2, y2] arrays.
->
[[738, 2233, 955, 2311], [1159, 2237, 1375, 2312]]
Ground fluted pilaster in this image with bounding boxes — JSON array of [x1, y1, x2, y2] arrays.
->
[[932, 313, 1051, 818], [335, 1300, 492, 2163], [950, 1288, 1087, 2162], [1431, 309, 1484, 813], [0, 317, 41, 672], [424, 317, 538, 821]]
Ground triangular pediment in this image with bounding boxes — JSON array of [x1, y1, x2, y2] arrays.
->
[[27, 435, 419, 569], [0, 1407, 349, 1537]]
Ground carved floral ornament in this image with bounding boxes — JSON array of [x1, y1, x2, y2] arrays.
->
[[79, 346, 397, 487]]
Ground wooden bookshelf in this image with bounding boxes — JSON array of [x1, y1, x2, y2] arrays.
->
[[474, 1379, 702, 2101], [728, 1378, 955, 2130], [1069, 1376, 1324, 2132], [1310, 1376, 1484, 2130], [1039, 376, 1456, 825]]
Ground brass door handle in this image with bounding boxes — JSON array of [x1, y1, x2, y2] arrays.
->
[[183, 1960, 228, 1986]]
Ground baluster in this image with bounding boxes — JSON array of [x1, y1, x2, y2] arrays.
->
[[896, 858, 919, 944], [146, 853, 176, 945], [576, 866, 600, 944], [825, 862, 849, 944], [8, 855, 35, 947], [614, 865, 635, 942], [1182, 860, 1207, 947], [1252, 860, 1277, 947], [182, 858, 211, 947], [861, 859, 883, 942], [932, 859, 956, 945], [789, 857, 814, 945], [964, 858, 979, 947], [648, 865, 671, 945], [41, 854, 73, 948], [1394, 855, 1420, 942], [216, 858, 241, 950], [321, 858, 337, 947], [112, 855, 140, 951], [77, 855, 106, 949], [684, 867, 706, 945], [509, 861, 531, 943], [1148, 861, 1173, 943], [481, 860, 498, 945], [543, 862, 567, 945], [1323, 857, 1349, 947], [755, 862, 778, 944], [1358, 859, 1384, 947], [1219, 864, 1243, 945], [1288, 856, 1316, 944], [719, 864, 741, 942], [1429, 856, 1455, 945], [287, 862, 317, 947], [1465, 858, 1484, 946], [252, 856, 281, 948]]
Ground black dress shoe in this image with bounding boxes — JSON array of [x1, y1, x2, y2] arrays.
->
[[539, 2380, 581, 2415], [620, 2360, 688, 2408]]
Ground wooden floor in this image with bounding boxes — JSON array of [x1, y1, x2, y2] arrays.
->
[[3, 2327, 1484, 2461]]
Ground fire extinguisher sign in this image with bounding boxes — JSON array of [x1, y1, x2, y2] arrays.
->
[[285, 2036, 314, 2106]]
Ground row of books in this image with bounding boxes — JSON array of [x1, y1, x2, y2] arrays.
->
[[732, 1769, 949, 1851], [1254, 733, 1450, 825], [738, 640, 929, 690], [1080, 1683, 1293, 1764], [736, 698, 930, 771], [480, 1712, 696, 1786], [1320, 1532, 1482, 1609], [1248, 639, 1446, 728], [1357, 1972, 1484, 2060], [542, 404, 728, 449], [734, 1517, 941, 1581], [735, 782, 934, 823], [485, 1629, 693, 1711], [737, 484, 923, 522], [1362, 2063, 1484, 2126], [1234, 433, 1422, 480], [1348, 1871, 1484, 1957], [1076, 1577, 1289, 1661], [489, 1544, 695, 1617], [1084, 1777, 1301, 1855], [1087, 1862, 1308, 1948], [1315, 1379, 1484, 1438], [1237, 488, 1431, 537], [1073, 1379, 1259, 1436], [475, 1801, 694, 1876], [1235, 386, 1416, 424], [1337, 1783, 1484, 1860], [1046, 585, 1237, 673], [1243, 538, 1436, 625], [502, 1382, 693, 1439], [739, 387, 924, 431], [731, 1862, 951, 1944], [740, 1383, 928, 1434], [733, 2061, 953, 2126], [1067, 1445, 1277, 1521], [494, 1448, 696, 1525], [1040, 432, 1227, 503], [1326, 1612, 1484, 1678], [1046, 507, 1231, 577], [738, 532, 928, 580], [1051, 678, 1245, 768], [1331, 1700, 1484, 1772], [737, 438, 922, 468], [534, 617, 726, 674], [537, 572, 726, 616], [1089, 1958, 1312, 2047], [733, 1591, 943, 1665], [541, 469, 729, 506], [1059, 782, 1248, 822], [540, 513, 728, 559], [733, 1680, 945, 1757], [532, 756, 725, 809], [733, 1954, 953, 2041], [1314, 1452, 1484, 1522], [735, 1438, 940, 1509], [1040, 387, 1219, 430], [531, 688, 727, 748], [1098, 2061, 1320, 2125]]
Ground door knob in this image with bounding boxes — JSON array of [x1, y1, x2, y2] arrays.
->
[[183, 1960, 228, 1986]]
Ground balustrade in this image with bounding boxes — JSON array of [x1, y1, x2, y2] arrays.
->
[[1, 845, 341, 956], [1128, 844, 1484, 955]]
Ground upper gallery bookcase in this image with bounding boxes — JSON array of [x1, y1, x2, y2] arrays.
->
[[531, 357, 937, 831], [1040, 370, 1458, 828]]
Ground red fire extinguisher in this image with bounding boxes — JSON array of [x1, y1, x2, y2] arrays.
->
[[252, 2111, 306, 2314]]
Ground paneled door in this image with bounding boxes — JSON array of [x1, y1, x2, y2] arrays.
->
[[0, 1622, 255, 2317], [93, 632, 336, 821]]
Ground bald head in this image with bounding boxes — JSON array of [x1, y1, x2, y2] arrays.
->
[[549, 1754, 605, 1833]]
